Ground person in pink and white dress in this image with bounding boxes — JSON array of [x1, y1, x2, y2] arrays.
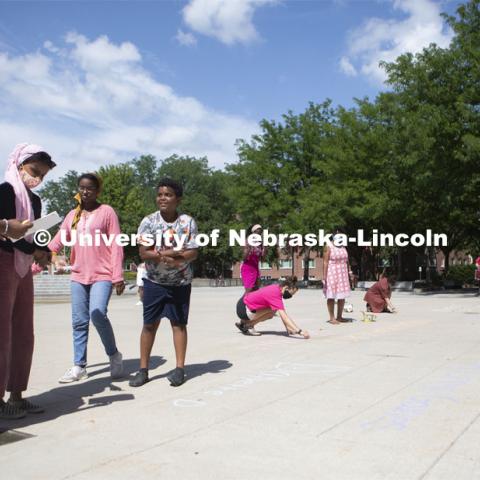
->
[[323, 229, 351, 324]]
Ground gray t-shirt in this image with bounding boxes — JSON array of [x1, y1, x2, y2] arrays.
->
[[137, 211, 198, 286]]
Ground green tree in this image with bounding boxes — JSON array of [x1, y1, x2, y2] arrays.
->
[[39, 170, 79, 217], [379, 0, 480, 271], [157, 155, 237, 277], [229, 102, 338, 280]]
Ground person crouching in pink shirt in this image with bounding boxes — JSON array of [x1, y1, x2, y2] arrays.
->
[[235, 276, 310, 338], [48, 173, 125, 383]]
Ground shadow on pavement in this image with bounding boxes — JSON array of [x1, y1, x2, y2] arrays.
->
[[87, 356, 165, 379], [0, 356, 165, 431], [149, 359, 233, 383]]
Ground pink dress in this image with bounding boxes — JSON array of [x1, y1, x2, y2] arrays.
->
[[240, 245, 264, 289], [324, 246, 350, 300], [364, 277, 390, 313]]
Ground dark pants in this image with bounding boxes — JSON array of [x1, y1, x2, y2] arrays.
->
[[0, 249, 34, 398]]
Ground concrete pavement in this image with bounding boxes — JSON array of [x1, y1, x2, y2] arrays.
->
[[1, 288, 480, 479]]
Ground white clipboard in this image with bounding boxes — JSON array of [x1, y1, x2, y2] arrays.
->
[[10, 211, 62, 243]]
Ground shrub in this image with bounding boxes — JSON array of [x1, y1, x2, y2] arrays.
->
[[445, 264, 476, 286]]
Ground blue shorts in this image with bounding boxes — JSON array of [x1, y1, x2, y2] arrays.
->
[[143, 279, 192, 326]]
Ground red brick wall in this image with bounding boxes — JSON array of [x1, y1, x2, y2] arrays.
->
[[232, 250, 324, 280]]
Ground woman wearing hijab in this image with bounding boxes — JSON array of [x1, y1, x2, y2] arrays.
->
[[49, 173, 125, 383], [0, 143, 56, 420]]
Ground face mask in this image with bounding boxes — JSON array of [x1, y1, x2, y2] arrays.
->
[[283, 290, 293, 300], [20, 169, 42, 189]]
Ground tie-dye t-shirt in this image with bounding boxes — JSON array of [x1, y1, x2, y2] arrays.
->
[[137, 211, 198, 286]]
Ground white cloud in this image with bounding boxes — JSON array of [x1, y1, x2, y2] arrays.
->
[[0, 33, 258, 178], [339, 56, 357, 77], [340, 0, 453, 84], [182, 0, 278, 46], [175, 29, 197, 47]]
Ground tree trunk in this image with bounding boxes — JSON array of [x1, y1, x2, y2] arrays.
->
[[303, 247, 311, 283], [442, 247, 451, 273], [397, 249, 402, 281], [291, 246, 295, 278]]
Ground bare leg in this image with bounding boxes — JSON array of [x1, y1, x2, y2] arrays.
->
[[140, 320, 160, 369], [327, 299, 339, 324], [336, 299, 346, 321], [245, 309, 274, 328], [172, 325, 187, 369]]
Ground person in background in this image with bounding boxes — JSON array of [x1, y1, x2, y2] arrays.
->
[[475, 256, 480, 295], [136, 262, 146, 306], [240, 224, 266, 335], [0, 143, 55, 420], [364, 271, 398, 313], [49, 173, 125, 383], [235, 276, 310, 338], [240, 224, 265, 293], [349, 258, 359, 290], [323, 229, 351, 324]]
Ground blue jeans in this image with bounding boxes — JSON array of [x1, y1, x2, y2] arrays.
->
[[71, 281, 118, 367]]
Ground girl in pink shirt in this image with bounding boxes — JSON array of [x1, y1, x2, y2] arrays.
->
[[49, 173, 125, 383], [235, 276, 310, 338], [240, 224, 266, 292]]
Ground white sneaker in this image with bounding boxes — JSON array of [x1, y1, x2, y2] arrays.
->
[[109, 351, 124, 379], [247, 327, 262, 336], [59, 366, 88, 383], [135, 301, 143, 306]]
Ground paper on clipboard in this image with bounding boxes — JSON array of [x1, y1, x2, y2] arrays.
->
[[10, 211, 62, 243]]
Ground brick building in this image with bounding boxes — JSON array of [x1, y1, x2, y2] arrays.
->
[[232, 250, 324, 281]]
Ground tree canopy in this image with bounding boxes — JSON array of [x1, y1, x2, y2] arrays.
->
[[39, 0, 480, 279]]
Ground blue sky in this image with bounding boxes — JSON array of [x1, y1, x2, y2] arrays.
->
[[0, 0, 460, 176]]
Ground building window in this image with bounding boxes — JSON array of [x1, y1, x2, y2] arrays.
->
[[302, 259, 315, 268], [279, 259, 292, 269], [260, 262, 271, 270]]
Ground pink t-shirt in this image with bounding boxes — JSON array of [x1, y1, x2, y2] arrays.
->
[[49, 204, 124, 285], [244, 284, 285, 312]]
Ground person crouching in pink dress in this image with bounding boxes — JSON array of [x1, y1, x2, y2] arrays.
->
[[364, 272, 398, 313]]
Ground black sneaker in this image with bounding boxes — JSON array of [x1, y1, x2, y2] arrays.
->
[[235, 321, 249, 335], [7, 399, 44, 414], [0, 400, 26, 420], [167, 367, 185, 387], [129, 369, 149, 387]]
